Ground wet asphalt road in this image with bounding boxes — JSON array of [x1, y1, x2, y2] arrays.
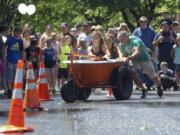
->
[[1, 90, 180, 135]]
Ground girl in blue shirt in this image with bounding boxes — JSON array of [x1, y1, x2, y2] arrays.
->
[[41, 37, 58, 94]]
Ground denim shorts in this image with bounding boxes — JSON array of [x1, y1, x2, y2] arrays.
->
[[4, 62, 17, 83], [175, 64, 180, 72]]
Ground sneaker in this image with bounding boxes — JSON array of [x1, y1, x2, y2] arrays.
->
[[173, 86, 179, 91], [157, 86, 163, 97], [106, 94, 112, 98], [52, 88, 56, 95], [140, 89, 147, 99], [163, 88, 167, 91]]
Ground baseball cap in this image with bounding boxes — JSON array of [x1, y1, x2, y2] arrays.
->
[[79, 36, 86, 42], [173, 21, 179, 26], [160, 19, 172, 26], [70, 27, 77, 32], [30, 35, 38, 45], [83, 22, 91, 27], [139, 16, 148, 22], [60, 22, 68, 28], [160, 20, 168, 25], [13, 26, 22, 33]]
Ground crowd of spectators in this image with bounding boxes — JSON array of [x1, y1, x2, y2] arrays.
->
[[0, 16, 179, 99]]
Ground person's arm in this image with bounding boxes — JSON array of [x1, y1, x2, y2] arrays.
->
[[152, 34, 163, 46], [169, 30, 176, 43], [119, 44, 128, 58], [87, 46, 99, 60], [114, 46, 121, 58], [39, 36, 46, 49], [171, 45, 175, 58], [40, 48, 44, 62], [133, 29, 138, 36], [19, 40, 24, 60], [102, 44, 110, 60], [164, 70, 176, 81], [2, 45, 6, 60], [37, 48, 41, 64], [125, 46, 141, 62], [87, 46, 95, 56], [24, 48, 28, 61], [54, 48, 59, 63], [2, 38, 7, 61]]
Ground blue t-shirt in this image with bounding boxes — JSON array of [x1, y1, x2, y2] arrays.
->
[[6, 36, 23, 64], [158, 69, 174, 77], [44, 48, 55, 61], [133, 27, 156, 49], [153, 32, 176, 58]]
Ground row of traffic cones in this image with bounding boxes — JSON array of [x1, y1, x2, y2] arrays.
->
[[0, 60, 53, 133]]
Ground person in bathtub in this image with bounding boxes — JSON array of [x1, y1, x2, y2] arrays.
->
[[88, 31, 110, 61]]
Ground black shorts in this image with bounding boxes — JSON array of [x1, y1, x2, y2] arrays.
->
[[58, 68, 69, 79], [32, 61, 39, 69], [44, 60, 56, 68]]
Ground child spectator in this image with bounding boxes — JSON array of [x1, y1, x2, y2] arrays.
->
[[158, 62, 178, 91], [173, 36, 180, 86], [25, 36, 41, 80], [77, 36, 88, 59], [58, 35, 71, 90], [22, 29, 31, 49], [52, 32, 60, 87], [40, 24, 53, 48], [4, 27, 24, 98], [41, 37, 58, 94]]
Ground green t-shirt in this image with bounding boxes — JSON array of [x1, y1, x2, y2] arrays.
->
[[119, 36, 150, 62], [60, 44, 71, 68]]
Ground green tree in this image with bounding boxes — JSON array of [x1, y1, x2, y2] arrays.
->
[[0, 0, 179, 32], [0, 0, 20, 26], [67, 0, 179, 31]]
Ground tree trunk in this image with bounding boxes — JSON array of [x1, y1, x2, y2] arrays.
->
[[121, 10, 135, 31]]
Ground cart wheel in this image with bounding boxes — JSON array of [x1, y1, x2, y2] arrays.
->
[[112, 66, 133, 100], [78, 88, 91, 100], [61, 80, 78, 103]]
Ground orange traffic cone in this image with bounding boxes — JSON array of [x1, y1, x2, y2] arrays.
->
[[24, 62, 43, 111], [37, 62, 53, 101], [0, 60, 33, 133]]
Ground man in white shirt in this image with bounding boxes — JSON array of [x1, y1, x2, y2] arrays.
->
[[78, 22, 92, 46]]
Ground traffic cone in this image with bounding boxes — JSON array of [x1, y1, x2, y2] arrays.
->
[[24, 62, 43, 111], [37, 62, 53, 101], [0, 60, 33, 133]]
